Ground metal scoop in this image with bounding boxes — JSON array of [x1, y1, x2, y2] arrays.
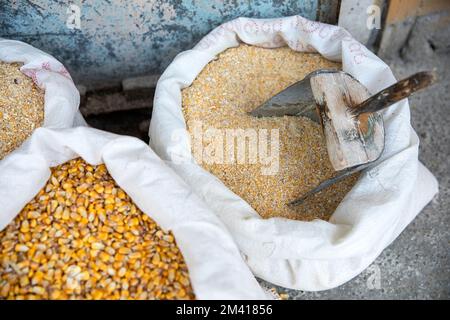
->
[[250, 70, 436, 206]]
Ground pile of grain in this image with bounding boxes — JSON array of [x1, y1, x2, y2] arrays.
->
[[182, 45, 358, 221], [0, 158, 195, 300], [0, 62, 44, 160]]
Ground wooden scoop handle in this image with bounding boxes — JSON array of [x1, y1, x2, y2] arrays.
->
[[350, 71, 436, 117]]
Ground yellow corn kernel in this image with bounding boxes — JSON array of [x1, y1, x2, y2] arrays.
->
[[50, 290, 62, 299], [62, 209, 70, 221], [76, 184, 89, 193], [15, 244, 29, 252], [98, 232, 108, 241], [62, 183, 73, 190], [93, 184, 104, 194], [31, 286, 45, 295], [115, 226, 125, 233], [77, 206, 87, 216], [20, 220, 29, 233], [118, 247, 131, 255], [129, 252, 142, 260], [104, 195, 115, 205], [129, 218, 139, 227], [91, 242, 105, 250], [19, 276, 30, 287], [99, 251, 110, 263], [91, 289, 103, 300], [32, 271, 44, 284], [77, 271, 90, 281]]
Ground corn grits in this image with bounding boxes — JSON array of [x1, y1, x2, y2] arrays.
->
[[0, 62, 44, 160], [182, 45, 359, 221]]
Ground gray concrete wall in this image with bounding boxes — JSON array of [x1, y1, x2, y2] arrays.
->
[[1, 0, 336, 90]]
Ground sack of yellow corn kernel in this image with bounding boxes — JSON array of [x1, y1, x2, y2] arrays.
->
[[149, 16, 439, 291], [0, 126, 267, 299], [0, 39, 84, 160]]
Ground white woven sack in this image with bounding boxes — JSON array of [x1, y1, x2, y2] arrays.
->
[[0, 127, 268, 299], [149, 16, 439, 291]]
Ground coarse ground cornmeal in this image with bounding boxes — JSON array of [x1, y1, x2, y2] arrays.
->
[[182, 45, 359, 221], [0, 158, 195, 300], [0, 62, 45, 160]]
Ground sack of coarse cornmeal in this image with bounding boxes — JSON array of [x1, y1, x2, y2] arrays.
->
[[0, 126, 267, 299], [149, 16, 439, 291], [0, 39, 84, 159]]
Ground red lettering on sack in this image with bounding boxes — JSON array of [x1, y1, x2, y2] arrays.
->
[[58, 66, 72, 79], [243, 21, 259, 35], [23, 69, 40, 87], [318, 26, 331, 39], [41, 61, 51, 70], [261, 21, 272, 34], [295, 16, 320, 33], [353, 53, 366, 64]]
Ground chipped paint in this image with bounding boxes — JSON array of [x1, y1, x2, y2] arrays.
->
[[0, 0, 325, 90]]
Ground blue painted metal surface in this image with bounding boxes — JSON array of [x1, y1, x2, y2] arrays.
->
[[1, 0, 324, 89]]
